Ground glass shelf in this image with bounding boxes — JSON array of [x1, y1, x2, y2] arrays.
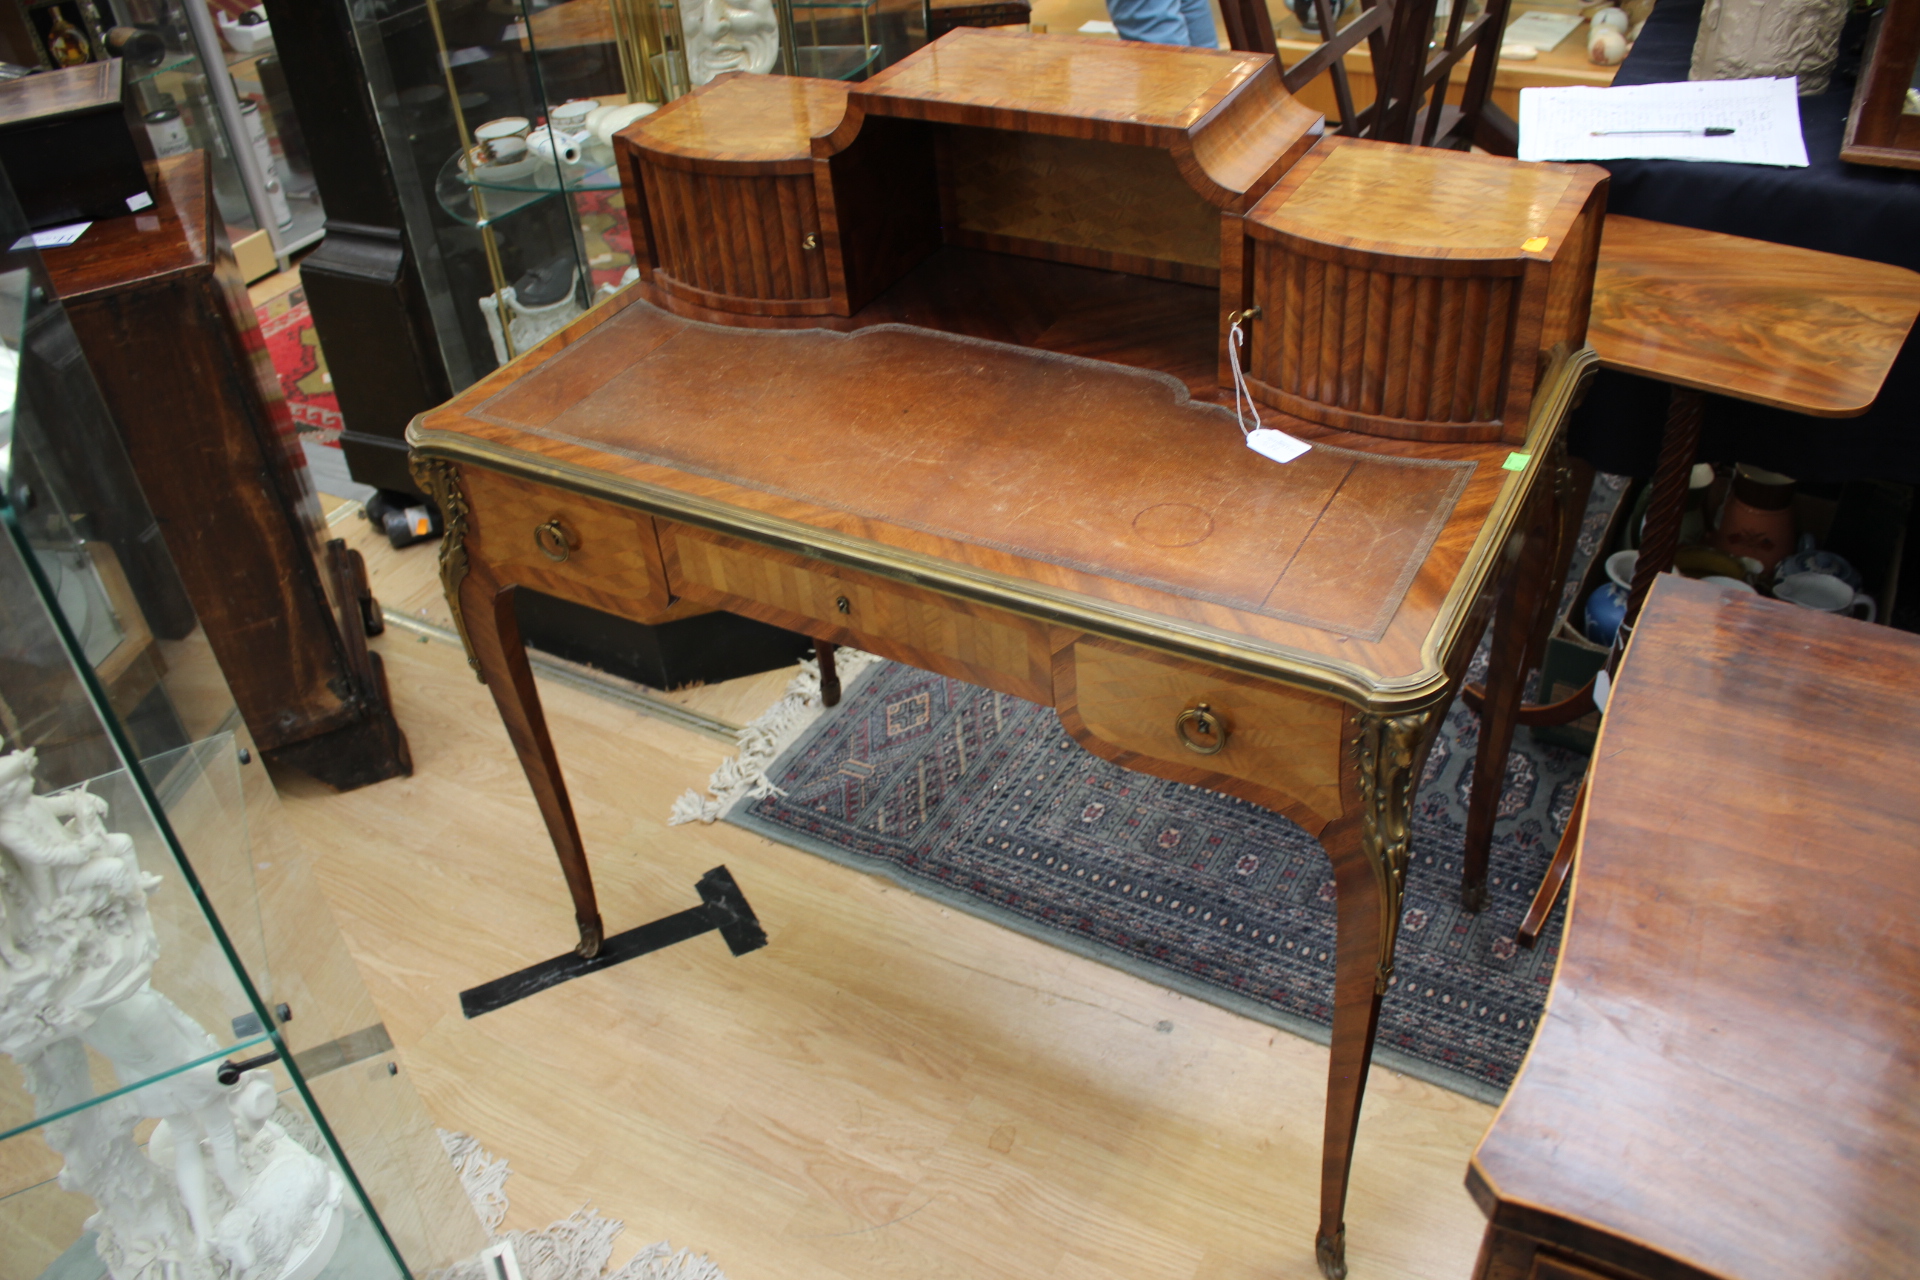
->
[[434, 151, 625, 229], [793, 43, 885, 78]]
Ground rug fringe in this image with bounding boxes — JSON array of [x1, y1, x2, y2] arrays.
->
[[669, 649, 881, 825], [432, 1130, 730, 1280]]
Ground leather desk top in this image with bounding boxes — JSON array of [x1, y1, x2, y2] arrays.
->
[[412, 291, 1589, 706], [1470, 574, 1920, 1279]]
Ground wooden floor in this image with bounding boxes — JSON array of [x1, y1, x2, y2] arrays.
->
[[276, 516, 1497, 1279]]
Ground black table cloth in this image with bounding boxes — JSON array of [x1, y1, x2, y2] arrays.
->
[[1570, 0, 1920, 484]]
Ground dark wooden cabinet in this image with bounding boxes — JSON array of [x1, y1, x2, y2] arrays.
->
[[44, 152, 411, 791]]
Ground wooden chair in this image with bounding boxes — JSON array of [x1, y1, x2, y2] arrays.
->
[[1220, 0, 1518, 153]]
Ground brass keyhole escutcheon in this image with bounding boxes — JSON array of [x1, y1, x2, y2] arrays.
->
[[1175, 702, 1227, 755], [802, 233, 820, 251], [534, 518, 575, 562], [835, 595, 851, 615]]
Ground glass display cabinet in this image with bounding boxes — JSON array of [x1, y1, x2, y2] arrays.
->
[[0, 160, 482, 1276], [346, 0, 934, 392], [45, 0, 328, 278]]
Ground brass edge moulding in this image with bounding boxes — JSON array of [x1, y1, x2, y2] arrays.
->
[[407, 435, 1432, 710], [1414, 345, 1598, 694], [406, 350, 1592, 712]]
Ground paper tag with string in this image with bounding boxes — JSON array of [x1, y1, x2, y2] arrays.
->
[[1229, 310, 1309, 464]]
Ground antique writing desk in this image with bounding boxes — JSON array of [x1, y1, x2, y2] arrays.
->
[[1469, 574, 1920, 1280], [410, 33, 1600, 1277]]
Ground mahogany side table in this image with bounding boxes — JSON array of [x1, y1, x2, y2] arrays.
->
[[1492, 215, 1920, 937], [1468, 573, 1920, 1280]]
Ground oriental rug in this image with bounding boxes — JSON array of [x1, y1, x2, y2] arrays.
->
[[697, 472, 1627, 1102], [724, 658, 1582, 1102]]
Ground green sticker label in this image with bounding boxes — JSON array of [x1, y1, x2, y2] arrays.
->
[[1502, 452, 1531, 472]]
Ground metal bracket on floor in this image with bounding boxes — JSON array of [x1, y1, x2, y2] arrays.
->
[[459, 866, 768, 1019]]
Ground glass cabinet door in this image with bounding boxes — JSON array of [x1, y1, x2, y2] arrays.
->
[[349, 0, 936, 394], [108, 0, 326, 276], [0, 153, 482, 1277]]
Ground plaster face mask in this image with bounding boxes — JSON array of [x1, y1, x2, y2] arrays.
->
[[683, 0, 780, 85]]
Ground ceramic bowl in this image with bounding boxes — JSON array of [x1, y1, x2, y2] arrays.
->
[[1584, 582, 1628, 645]]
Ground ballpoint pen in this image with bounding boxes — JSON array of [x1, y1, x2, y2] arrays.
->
[[1591, 127, 1737, 136]]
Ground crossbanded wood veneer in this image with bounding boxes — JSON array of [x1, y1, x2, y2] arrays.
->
[[1228, 136, 1606, 443], [617, 30, 1323, 318]]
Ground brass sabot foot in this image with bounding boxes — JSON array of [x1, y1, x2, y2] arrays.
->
[[1315, 1226, 1347, 1280]]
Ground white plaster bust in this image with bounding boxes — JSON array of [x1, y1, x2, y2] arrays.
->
[[683, 0, 780, 86]]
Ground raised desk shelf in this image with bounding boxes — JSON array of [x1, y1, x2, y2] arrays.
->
[[617, 29, 1323, 318]]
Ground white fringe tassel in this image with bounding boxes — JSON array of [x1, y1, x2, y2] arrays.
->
[[433, 1131, 730, 1280], [668, 648, 881, 826]]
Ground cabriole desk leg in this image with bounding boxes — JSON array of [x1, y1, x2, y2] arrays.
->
[[417, 454, 606, 959], [457, 569, 606, 959], [1314, 707, 1437, 1279]]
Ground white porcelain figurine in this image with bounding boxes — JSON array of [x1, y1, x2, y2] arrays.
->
[[0, 748, 346, 1280]]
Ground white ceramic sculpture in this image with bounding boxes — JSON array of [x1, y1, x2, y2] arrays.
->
[[683, 0, 780, 86], [0, 749, 346, 1280], [1689, 0, 1850, 95]]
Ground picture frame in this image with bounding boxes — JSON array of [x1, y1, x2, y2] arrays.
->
[[1841, 0, 1920, 169]]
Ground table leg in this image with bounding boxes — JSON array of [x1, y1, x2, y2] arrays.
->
[[457, 568, 606, 959], [1316, 708, 1434, 1279], [818, 641, 841, 708], [1460, 487, 1554, 911], [1616, 385, 1705, 657]]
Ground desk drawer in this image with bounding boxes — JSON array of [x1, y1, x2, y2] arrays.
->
[[1057, 636, 1345, 830], [659, 521, 1052, 705], [460, 466, 672, 619]]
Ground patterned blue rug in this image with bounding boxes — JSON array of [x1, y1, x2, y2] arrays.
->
[[731, 663, 1585, 1102], [727, 477, 1627, 1102]]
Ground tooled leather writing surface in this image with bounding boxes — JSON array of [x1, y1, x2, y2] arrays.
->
[[469, 301, 1472, 641]]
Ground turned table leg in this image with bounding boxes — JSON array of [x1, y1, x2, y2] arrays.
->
[[1460, 485, 1556, 911]]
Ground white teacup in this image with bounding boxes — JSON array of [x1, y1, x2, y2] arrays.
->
[[1776, 571, 1875, 622], [474, 116, 530, 160], [550, 99, 599, 133]]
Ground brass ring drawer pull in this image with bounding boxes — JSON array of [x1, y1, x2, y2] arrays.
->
[[534, 519, 575, 562], [1175, 702, 1227, 755], [802, 233, 820, 250]]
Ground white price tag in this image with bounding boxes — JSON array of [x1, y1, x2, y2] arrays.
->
[[1246, 427, 1310, 465], [11, 221, 90, 250]]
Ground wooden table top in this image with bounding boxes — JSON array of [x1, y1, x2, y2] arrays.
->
[[411, 288, 1590, 706], [856, 27, 1272, 134], [1589, 214, 1920, 416], [847, 29, 1320, 207], [1248, 138, 1596, 259], [44, 152, 208, 298], [1470, 573, 1920, 1279], [625, 75, 851, 168]]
